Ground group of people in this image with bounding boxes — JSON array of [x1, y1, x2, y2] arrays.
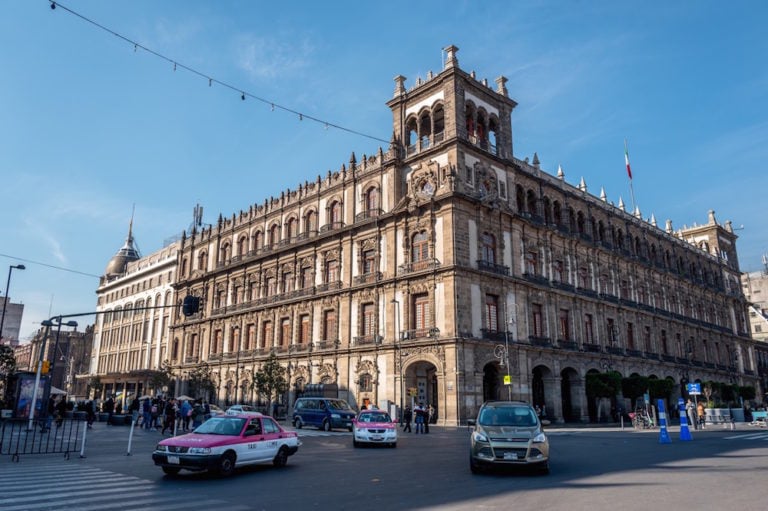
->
[[400, 403, 434, 433], [100, 395, 209, 435]]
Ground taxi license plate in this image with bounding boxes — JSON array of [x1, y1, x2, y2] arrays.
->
[[503, 452, 518, 460], [167, 455, 180, 464], [371, 436, 383, 441]]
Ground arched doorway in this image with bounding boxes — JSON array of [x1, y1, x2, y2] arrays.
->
[[482, 362, 502, 402], [403, 360, 439, 424], [560, 367, 580, 422], [531, 365, 555, 418]]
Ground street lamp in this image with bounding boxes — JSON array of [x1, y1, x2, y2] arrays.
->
[[50, 318, 78, 390], [0, 264, 25, 342], [27, 318, 53, 430], [390, 298, 403, 418]]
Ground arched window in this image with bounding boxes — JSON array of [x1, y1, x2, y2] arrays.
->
[[419, 112, 432, 148], [412, 231, 429, 264], [253, 231, 263, 252], [433, 105, 445, 140], [330, 201, 342, 225], [287, 217, 298, 240], [358, 373, 373, 392], [365, 188, 379, 215], [197, 251, 208, 271], [305, 211, 317, 233], [219, 242, 230, 264], [237, 236, 247, 257], [406, 117, 418, 149], [269, 224, 280, 247]]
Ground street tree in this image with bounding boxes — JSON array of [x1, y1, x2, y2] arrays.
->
[[188, 362, 216, 401], [0, 345, 17, 406], [149, 360, 174, 394], [253, 351, 287, 415]]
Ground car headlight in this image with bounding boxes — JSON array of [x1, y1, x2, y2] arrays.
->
[[472, 431, 489, 443], [533, 432, 547, 443], [188, 447, 212, 455], [155, 444, 167, 452], [331, 413, 340, 419]]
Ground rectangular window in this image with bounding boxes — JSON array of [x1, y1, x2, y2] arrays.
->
[[607, 318, 616, 345], [362, 303, 376, 336], [362, 250, 376, 274], [532, 303, 543, 337], [559, 309, 570, 341], [553, 261, 564, 283], [213, 329, 223, 354], [281, 319, 291, 347], [485, 295, 498, 332], [282, 272, 294, 293], [661, 330, 668, 354], [323, 310, 337, 341], [626, 322, 635, 350], [526, 251, 539, 276], [644, 326, 652, 352], [584, 313, 594, 343], [300, 267, 312, 289], [299, 315, 310, 344], [266, 277, 277, 296], [326, 260, 339, 283], [262, 321, 273, 349], [246, 324, 256, 350], [414, 294, 430, 331]]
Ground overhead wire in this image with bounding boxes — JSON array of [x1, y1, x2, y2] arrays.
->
[[47, 0, 391, 145]]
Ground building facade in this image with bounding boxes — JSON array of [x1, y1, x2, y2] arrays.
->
[[153, 46, 761, 425], [0, 296, 25, 347], [89, 222, 180, 404], [742, 268, 768, 342]]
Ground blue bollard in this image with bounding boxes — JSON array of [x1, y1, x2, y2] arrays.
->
[[657, 399, 672, 444]]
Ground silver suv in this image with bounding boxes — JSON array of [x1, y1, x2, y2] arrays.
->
[[467, 401, 550, 474]]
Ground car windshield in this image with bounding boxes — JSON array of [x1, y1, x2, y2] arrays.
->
[[327, 400, 353, 411], [360, 412, 391, 423], [194, 417, 246, 435], [478, 407, 538, 427]]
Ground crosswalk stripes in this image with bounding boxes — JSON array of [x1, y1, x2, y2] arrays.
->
[[723, 432, 768, 441], [289, 428, 351, 438], [0, 464, 251, 511]]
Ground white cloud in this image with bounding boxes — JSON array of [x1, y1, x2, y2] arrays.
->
[[234, 34, 315, 80]]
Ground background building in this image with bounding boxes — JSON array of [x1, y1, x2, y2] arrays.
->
[[742, 266, 768, 342], [156, 46, 760, 425], [0, 296, 24, 347]]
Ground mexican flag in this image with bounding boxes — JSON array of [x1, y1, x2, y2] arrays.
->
[[624, 141, 632, 180]]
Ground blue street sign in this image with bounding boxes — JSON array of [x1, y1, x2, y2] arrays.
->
[[686, 383, 701, 395]]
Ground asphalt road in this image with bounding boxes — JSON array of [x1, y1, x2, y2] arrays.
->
[[2, 421, 768, 510]]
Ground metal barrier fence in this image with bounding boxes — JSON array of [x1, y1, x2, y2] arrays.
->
[[0, 417, 87, 462]]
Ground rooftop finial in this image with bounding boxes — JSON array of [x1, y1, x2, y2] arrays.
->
[[443, 45, 459, 69]]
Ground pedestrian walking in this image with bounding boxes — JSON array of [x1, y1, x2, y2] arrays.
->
[[104, 395, 115, 425], [685, 399, 696, 430], [697, 401, 706, 429], [179, 399, 192, 431], [402, 406, 412, 433], [191, 400, 206, 429], [129, 397, 140, 426], [55, 396, 67, 428], [142, 397, 152, 430], [161, 399, 177, 435], [85, 399, 96, 428], [414, 402, 425, 434], [150, 398, 160, 430]]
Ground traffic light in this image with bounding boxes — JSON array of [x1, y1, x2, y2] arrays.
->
[[41, 360, 50, 374], [182, 295, 200, 316]]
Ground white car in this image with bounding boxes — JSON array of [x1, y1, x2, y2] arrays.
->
[[352, 410, 398, 447], [226, 404, 259, 415], [153, 413, 300, 476]]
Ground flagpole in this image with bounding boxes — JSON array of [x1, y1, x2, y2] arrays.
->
[[625, 139, 637, 213]]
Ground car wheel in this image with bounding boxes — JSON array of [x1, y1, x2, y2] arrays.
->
[[216, 451, 236, 477], [469, 456, 481, 474], [537, 462, 550, 475], [273, 447, 289, 467], [390, 442, 397, 448], [322, 420, 331, 432], [162, 466, 181, 476], [353, 438, 359, 448], [348, 426, 353, 432], [293, 417, 302, 429]]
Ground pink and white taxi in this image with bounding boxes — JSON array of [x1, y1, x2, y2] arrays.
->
[[152, 412, 300, 476], [352, 409, 398, 448]]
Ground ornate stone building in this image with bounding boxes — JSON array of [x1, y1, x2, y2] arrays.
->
[[90, 221, 180, 404], [156, 45, 761, 425]]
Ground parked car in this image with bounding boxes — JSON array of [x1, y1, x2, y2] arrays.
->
[[226, 404, 259, 415], [467, 401, 550, 474], [292, 397, 356, 431], [352, 409, 398, 447], [152, 412, 300, 476], [206, 404, 225, 419]]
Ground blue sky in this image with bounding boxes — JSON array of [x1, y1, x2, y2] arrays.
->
[[2, 1, 767, 342]]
